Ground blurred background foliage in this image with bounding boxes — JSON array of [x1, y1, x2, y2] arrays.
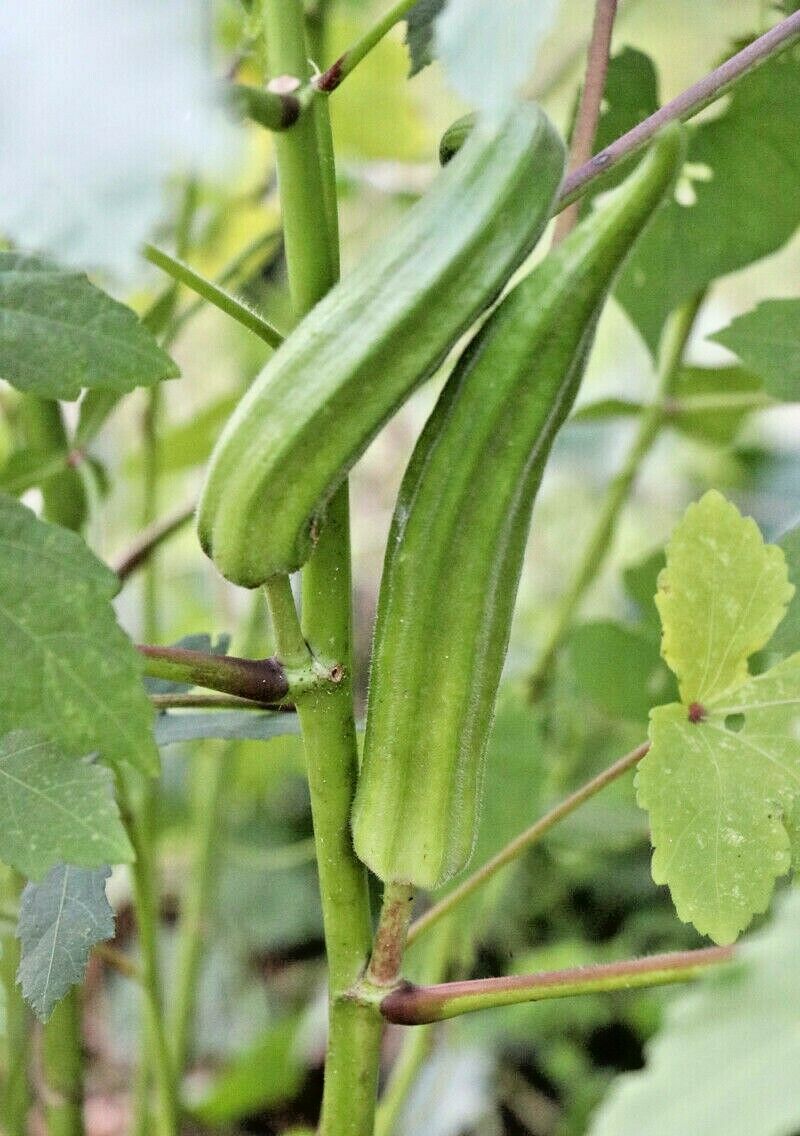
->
[[2, 0, 800, 1132]]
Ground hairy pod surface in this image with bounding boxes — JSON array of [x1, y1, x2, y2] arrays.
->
[[197, 104, 565, 586], [352, 129, 683, 889]]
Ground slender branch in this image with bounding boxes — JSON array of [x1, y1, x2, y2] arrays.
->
[[407, 741, 649, 946], [380, 946, 733, 1024], [315, 0, 418, 92], [115, 503, 195, 582], [138, 644, 290, 704], [553, 0, 618, 242], [527, 293, 705, 698], [144, 244, 285, 349], [557, 10, 800, 211]]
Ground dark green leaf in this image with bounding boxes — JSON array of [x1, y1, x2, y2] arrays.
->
[[0, 494, 158, 774], [709, 300, 800, 400], [17, 864, 114, 1021], [75, 389, 124, 447], [0, 731, 132, 878], [188, 1017, 303, 1124], [405, 0, 447, 76], [0, 252, 178, 400], [569, 621, 675, 722], [616, 51, 800, 352], [0, 448, 68, 497], [623, 549, 666, 631], [154, 711, 300, 747], [669, 366, 769, 444], [770, 524, 800, 655]]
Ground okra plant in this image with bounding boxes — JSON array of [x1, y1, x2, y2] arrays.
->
[[2, 2, 800, 1135]]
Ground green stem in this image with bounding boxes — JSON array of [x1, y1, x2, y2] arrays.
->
[[528, 293, 705, 697], [1, 874, 30, 1136], [115, 502, 195, 582], [380, 945, 732, 1024], [143, 244, 285, 349], [42, 992, 84, 1136], [170, 599, 265, 1076], [124, 802, 179, 1136], [407, 741, 649, 946], [315, 0, 418, 91], [263, 6, 381, 1136]]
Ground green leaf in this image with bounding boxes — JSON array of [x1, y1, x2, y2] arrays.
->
[[434, 0, 559, 113], [623, 549, 666, 631], [637, 492, 800, 943], [154, 711, 300, 747], [709, 300, 800, 401], [0, 731, 132, 879], [0, 252, 178, 400], [616, 52, 800, 352], [188, 1016, 303, 1125], [769, 524, 800, 656], [589, 888, 800, 1136], [569, 621, 676, 722], [16, 864, 114, 1021], [0, 494, 158, 775], [637, 696, 795, 944], [668, 366, 770, 444], [405, 0, 447, 76], [656, 490, 793, 704]]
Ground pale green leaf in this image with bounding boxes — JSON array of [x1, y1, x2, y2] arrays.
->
[[637, 697, 795, 944], [589, 888, 800, 1136], [709, 300, 800, 401], [0, 252, 178, 400], [616, 52, 800, 352], [656, 490, 793, 704], [0, 731, 132, 879], [17, 864, 114, 1021], [0, 494, 158, 775]]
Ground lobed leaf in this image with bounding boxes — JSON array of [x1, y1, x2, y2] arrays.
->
[[655, 490, 793, 704], [0, 252, 178, 399], [405, 0, 447, 76], [638, 493, 800, 943], [17, 864, 114, 1021], [0, 494, 158, 775]]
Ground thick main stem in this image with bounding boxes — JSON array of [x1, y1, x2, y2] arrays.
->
[[42, 993, 85, 1136], [528, 293, 705, 697], [263, 5, 381, 1136]]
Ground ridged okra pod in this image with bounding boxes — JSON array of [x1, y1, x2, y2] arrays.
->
[[352, 128, 683, 889], [197, 104, 565, 586]]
